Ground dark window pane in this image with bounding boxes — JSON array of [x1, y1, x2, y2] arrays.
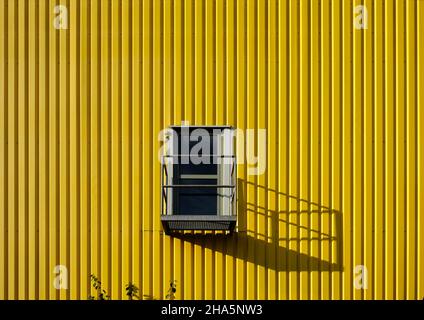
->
[[179, 163, 217, 175], [177, 188, 217, 215], [171, 130, 220, 215], [173, 179, 218, 215]]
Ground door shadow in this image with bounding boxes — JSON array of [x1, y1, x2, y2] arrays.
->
[[172, 178, 343, 272]]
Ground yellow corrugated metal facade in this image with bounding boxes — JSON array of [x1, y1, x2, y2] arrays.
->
[[0, 0, 423, 300]]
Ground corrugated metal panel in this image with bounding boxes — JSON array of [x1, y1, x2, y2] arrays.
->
[[0, 0, 423, 300]]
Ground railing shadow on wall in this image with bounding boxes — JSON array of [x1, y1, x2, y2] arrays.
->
[[173, 178, 343, 272]]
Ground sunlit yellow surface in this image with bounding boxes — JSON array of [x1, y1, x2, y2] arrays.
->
[[0, 0, 423, 300]]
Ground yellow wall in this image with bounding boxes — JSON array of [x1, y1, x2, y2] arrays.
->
[[1, 0, 424, 300]]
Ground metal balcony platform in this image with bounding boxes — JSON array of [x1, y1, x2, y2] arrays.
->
[[161, 215, 237, 234]]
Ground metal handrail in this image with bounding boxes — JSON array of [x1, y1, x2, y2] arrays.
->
[[162, 154, 235, 158], [163, 162, 168, 177], [163, 185, 235, 188]]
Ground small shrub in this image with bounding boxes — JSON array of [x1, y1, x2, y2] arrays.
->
[[166, 280, 177, 300], [125, 282, 140, 300], [89, 274, 110, 300]]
